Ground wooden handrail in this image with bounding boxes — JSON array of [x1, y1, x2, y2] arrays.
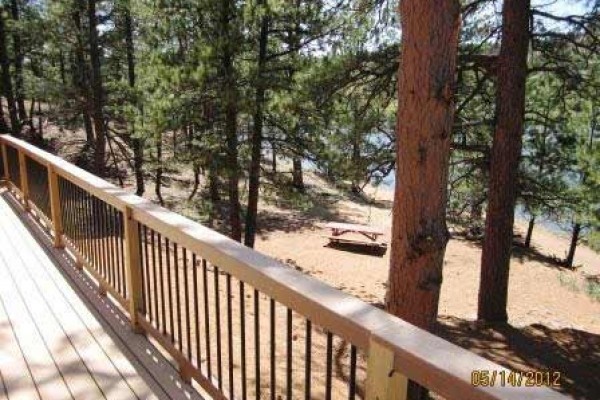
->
[[0, 134, 567, 400]]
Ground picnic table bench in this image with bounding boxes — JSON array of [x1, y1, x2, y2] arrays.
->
[[324, 222, 387, 248]]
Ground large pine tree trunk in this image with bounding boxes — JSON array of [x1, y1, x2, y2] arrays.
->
[[10, 0, 26, 122], [478, 0, 530, 323], [565, 222, 581, 268], [0, 9, 19, 136], [221, 0, 242, 242], [386, 5, 460, 394], [386, 0, 460, 330], [386, 3, 460, 398], [87, 0, 107, 176], [244, 3, 269, 248]]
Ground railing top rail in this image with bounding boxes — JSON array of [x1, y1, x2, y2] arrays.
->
[[0, 134, 567, 400]]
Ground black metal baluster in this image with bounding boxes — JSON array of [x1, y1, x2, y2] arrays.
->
[[138, 223, 147, 315], [79, 185, 88, 260], [150, 229, 165, 334], [85, 191, 92, 266], [118, 212, 127, 297], [254, 289, 260, 399], [305, 320, 312, 400], [166, 238, 174, 342], [150, 229, 159, 329], [202, 259, 212, 378], [183, 248, 191, 360], [286, 308, 292, 400], [161, 232, 168, 343], [74, 184, 82, 252], [325, 332, 333, 400], [226, 273, 234, 399], [98, 198, 108, 283], [348, 345, 357, 400], [72, 184, 81, 257], [192, 254, 201, 370], [214, 265, 222, 390], [240, 281, 247, 400], [174, 243, 182, 351], [106, 205, 114, 287], [60, 179, 71, 246], [97, 197, 105, 278], [157, 233, 167, 335], [91, 195, 99, 272], [143, 226, 152, 322], [270, 299, 276, 400], [107, 205, 117, 292]]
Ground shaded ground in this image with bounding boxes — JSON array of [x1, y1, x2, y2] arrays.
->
[[437, 316, 600, 400]]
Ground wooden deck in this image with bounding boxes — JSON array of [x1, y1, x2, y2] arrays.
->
[[0, 189, 204, 400]]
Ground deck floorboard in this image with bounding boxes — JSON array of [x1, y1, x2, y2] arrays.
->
[[0, 189, 205, 400]]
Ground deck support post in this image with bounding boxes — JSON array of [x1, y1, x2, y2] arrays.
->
[[1, 142, 8, 183], [124, 206, 144, 333], [18, 150, 29, 210], [48, 166, 64, 248], [366, 338, 408, 400]]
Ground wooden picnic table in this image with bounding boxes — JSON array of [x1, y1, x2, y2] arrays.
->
[[324, 222, 387, 247]]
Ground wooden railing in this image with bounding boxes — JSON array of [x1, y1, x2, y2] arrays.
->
[[0, 134, 566, 400]]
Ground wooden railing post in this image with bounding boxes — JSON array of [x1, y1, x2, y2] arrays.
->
[[124, 206, 144, 332], [1, 142, 8, 182], [18, 149, 30, 210], [47, 166, 64, 248], [366, 338, 408, 400]]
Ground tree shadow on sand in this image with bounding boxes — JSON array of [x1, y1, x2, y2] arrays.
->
[[437, 316, 600, 400], [452, 230, 573, 271]]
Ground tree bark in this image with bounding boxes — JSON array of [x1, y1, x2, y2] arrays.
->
[[37, 100, 43, 138], [72, 7, 94, 145], [478, 0, 530, 323], [220, 0, 242, 242], [524, 215, 535, 248], [0, 96, 7, 132], [386, 3, 460, 398], [123, 1, 144, 196], [188, 163, 201, 201], [244, 1, 269, 248], [209, 159, 221, 203], [87, 0, 107, 176], [292, 156, 304, 190], [386, 0, 460, 329], [155, 135, 164, 206], [0, 9, 19, 136], [565, 222, 580, 268], [351, 131, 361, 194], [271, 140, 277, 173], [10, 0, 25, 122]]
